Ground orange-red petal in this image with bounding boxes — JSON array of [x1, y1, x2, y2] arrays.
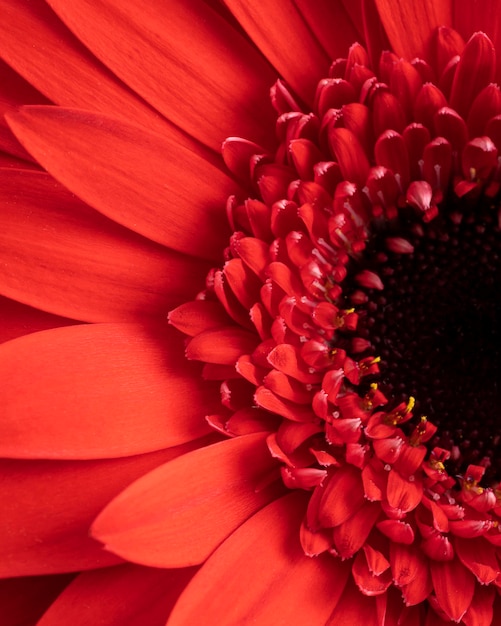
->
[[0, 444, 196, 576], [91, 433, 283, 567], [37, 564, 196, 626], [47, 0, 277, 150], [0, 169, 209, 323], [374, 0, 452, 61], [167, 492, 350, 625], [0, 324, 215, 459], [223, 0, 330, 104], [8, 106, 234, 261]]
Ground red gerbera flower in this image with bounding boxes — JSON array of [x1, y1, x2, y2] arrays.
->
[[1, 1, 501, 624]]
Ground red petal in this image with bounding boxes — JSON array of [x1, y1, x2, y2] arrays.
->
[[329, 127, 371, 186], [0, 0, 172, 136], [390, 544, 425, 587], [0, 295, 78, 344], [0, 169, 208, 323], [449, 32, 496, 119], [0, 574, 72, 625], [91, 433, 282, 567], [454, 536, 500, 584], [326, 579, 379, 625], [255, 386, 317, 422], [168, 300, 232, 337], [333, 502, 381, 559], [374, 0, 452, 61], [463, 584, 495, 626], [186, 327, 258, 364], [37, 564, 196, 626], [467, 83, 501, 138], [168, 493, 351, 625], [47, 0, 277, 151], [430, 558, 475, 622], [0, 58, 48, 161], [319, 464, 366, 527], [453, 0, 501, 83], [0, 444, 193, 576], [8, 106, 234, 261], [223, 0, 329, 104], [0, 324, 214, 459], [377, 519, 415, 544], [294, 0, 359, 62], [386, 470, 423, 515], [362, 0, 391, 69]]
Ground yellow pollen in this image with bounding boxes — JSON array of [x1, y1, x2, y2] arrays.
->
[[469, 167, 477, 180], [384, 396, 415, 426], [464, 475, 483, 493], [410, 416, 428, 446], [429, 458, 445, 472], [406, 397, 416, 414]]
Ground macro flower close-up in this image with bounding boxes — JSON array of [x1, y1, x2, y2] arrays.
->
[[3, 0, 501, 624]]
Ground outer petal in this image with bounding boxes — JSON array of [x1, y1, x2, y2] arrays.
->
[[8, 106, 234, 261], [0, 296, 77, 344], [0, 169, 208, 323], [0, 443, 198, 576], [374, 0, 452, 61], [167, 492, 351, 625], [0, 0, 174, 138], [0, 324, 215, 459], [294, 0, 360, 61], [46, 0, 278, 150], [326, 579, 379, 625], [0, 58, 47, 161], [37, 564, 196, 626], [0, 574, 73, 625], [91, 433, 283, 567], [223, 0, 330, 103]]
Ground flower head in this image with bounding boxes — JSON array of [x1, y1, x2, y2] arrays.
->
[[2, 1, 501, 624]]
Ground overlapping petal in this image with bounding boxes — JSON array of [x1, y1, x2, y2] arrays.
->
[[37, 564, 196, 626], [0, 169, 209, 322], [167, 492, 351, 625], [91, 433, 283, 567], [8, 106, 236, 260], [0, 442, 200, 576], [46, 0, 278, 150], [0, 324, 215, 459]]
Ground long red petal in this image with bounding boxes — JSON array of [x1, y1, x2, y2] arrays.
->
[[167, 492, 351, 625], [0, 295, 78, 344], [0, 59, 47, 161], [0, 169, 208, 323], [0, 0, 175, 138], [91, 433, 283, 567], [0, 324, 215, 459], [37, 564, 196, 626], [46, 0, 277, 150], [0, 444, 196, 576], [374, 0, 452, 61], [8, 106, 234, 261], [430, 558, 475, 622], [223, 0, 330, 104], [294, 0, 360, 61]]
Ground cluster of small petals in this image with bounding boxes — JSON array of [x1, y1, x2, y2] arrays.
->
[[171, 27, 501, 622]]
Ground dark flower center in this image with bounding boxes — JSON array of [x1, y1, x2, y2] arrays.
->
[[353, 198, 501, 481]]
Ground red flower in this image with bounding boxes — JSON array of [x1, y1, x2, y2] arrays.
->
[[1, 1, 501, 624]]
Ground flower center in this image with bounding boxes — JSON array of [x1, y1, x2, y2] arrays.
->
[[352, 198, 501, 480]]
